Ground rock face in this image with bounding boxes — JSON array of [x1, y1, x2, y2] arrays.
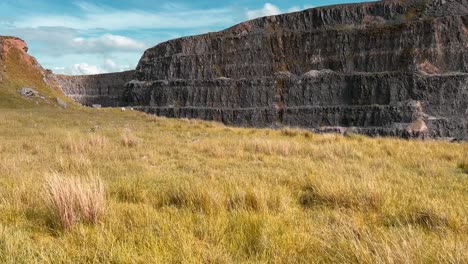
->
[[53, 71, 135, 107], [134, 0, 468, 80], [58, 0, 468, 139]]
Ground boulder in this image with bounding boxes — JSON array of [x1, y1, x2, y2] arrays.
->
[[17, 87, 38, 97], [56, 97, 67, 108]]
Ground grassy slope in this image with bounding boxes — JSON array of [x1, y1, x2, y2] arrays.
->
[[0, 38, 467, 263], [0, 37, 74, 109]]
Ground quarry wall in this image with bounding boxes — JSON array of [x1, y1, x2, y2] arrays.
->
[[51, 0, 468, 139]]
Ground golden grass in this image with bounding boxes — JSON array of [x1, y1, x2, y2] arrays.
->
[[459, 161, 468, 174], [45, 173, 105, 229], [0, 106, 467, 263], [121, 131, 140, 148]]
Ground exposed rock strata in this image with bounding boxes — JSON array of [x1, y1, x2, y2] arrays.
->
[[120, 0, 468, 139], [40, 0, 468, 139], [134, 0, 468, 80], [123, 71, 467, 139], [53, 71, 135, 107]]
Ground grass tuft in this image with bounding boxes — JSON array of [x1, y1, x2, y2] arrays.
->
[[383, 207, 449, 231], [458, 161, 468, 174], [121, 132, 140, 148], [63, 134, 108, 153], [44, 173, 106, 230], [300, 184, 382, 211], [227, 187, 284, 213], [245, 139, 299, 156], [157, 183, 222, 214]]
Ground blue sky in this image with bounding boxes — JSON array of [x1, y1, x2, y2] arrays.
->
[[0, 0, 370, 75]]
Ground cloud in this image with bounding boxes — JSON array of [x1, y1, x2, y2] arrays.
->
[[246, 3, 281, 19], [287, 7, 301, 13], [59, 59, 131, 75], [6, 27, 147, 56], [71, 34, 146, 53], [12, 2, 236, 30], [246, 3, 315, 20], [70, 63, 103, 75], [102, 59, 131, 72]]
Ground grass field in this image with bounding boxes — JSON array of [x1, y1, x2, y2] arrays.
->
[[0, 104, 467, 263]]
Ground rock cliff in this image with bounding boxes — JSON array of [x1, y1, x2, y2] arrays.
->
[[52, 71, 135, 107], [7, 0, 465, 139], [122, 0, 468, 140]]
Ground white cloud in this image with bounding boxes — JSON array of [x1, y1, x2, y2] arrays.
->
[[70, 63, 103, 75], [71, 34, 146, 53], [102, 59, 131, 72], [246, 3, 315, 20], [287, 7, 301, 13], [12, 2, 235, 30], [6, 27, 148, 56], [246, 3, 281, 19], [54, 58, 133, 75]]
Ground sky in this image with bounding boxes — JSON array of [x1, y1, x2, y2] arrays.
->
[[0, 0, 370, 75]]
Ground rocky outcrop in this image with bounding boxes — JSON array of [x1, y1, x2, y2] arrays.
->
[[120, 0, 467, 140], [0, 37, 37, 72], [0, 36, 75, 108], [52, 71, 135, 107]]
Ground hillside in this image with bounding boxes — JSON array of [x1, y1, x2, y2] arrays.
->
[[0, 36, 73, 109]]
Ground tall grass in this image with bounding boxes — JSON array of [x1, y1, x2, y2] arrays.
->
[[121, 132, 140, 148], [45, 173, 105, 229], [0, 107, 466, 263]]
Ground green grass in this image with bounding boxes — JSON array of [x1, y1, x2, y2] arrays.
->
[[0, 106, 467, 263]]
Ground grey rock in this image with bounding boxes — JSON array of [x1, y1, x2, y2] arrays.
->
[[51, 71, 135, 107], [92, 104, 102, 109], [56, 97, 67, 108], [17, 87, 38, 97]]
